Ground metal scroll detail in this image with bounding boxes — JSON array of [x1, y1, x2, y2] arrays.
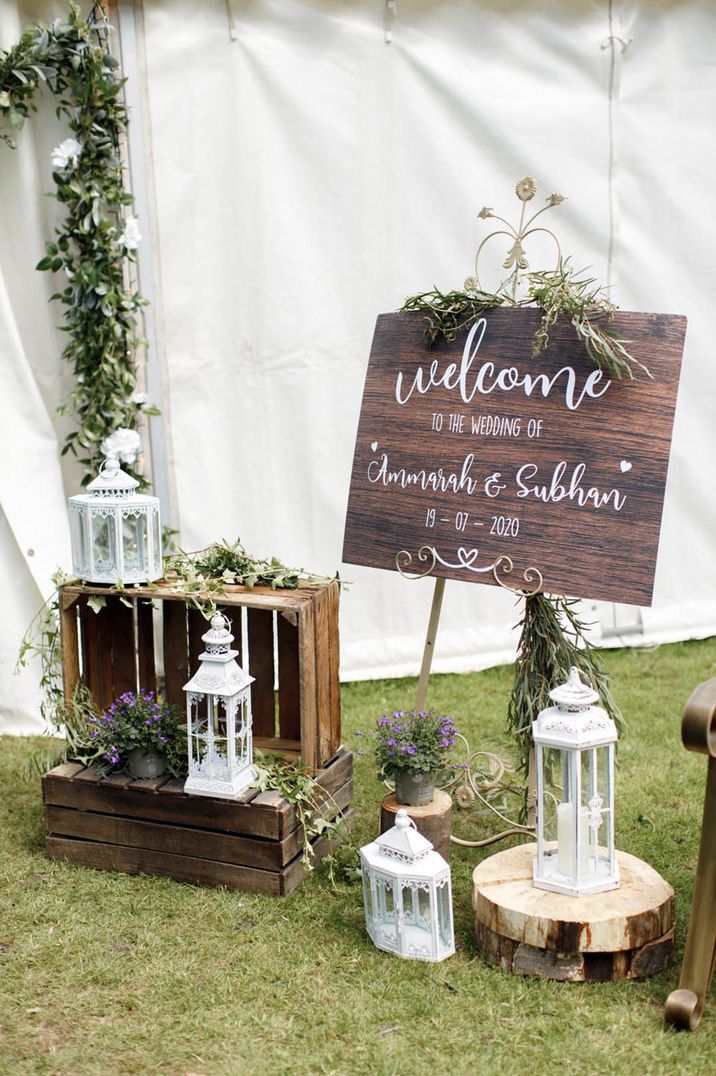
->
[[492, 555, 544, 598], [468, 176, 566, 303], [442, 734, 535, 848], [395, 545, 437, 581]]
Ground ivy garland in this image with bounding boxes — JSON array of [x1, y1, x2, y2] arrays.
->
[[0, 2, 152, 487]]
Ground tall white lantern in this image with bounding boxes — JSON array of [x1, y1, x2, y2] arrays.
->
[[532, 666, 619, 897], [360, 809, 455, 962], [183, 613, 256, 799], [68, 457, 162, 584]]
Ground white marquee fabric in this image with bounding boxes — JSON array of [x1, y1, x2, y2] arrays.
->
[[1, 0, 715, 733]]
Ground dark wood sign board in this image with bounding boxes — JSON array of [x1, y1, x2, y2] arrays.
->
[[343, 308, 686, 606]]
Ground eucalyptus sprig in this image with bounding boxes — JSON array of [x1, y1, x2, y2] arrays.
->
[[507, 593, 625, 792], [0, 2, 151, 486], [527, 262, 651, 380]]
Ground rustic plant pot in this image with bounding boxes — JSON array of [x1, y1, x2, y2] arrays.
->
[[126, 748, 167, 780], [394, 771, 435, 806]]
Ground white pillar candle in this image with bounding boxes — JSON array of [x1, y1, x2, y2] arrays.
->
[[557, 802, 590, 876]]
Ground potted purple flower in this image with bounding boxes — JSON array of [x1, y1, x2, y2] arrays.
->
[[358, 709, 458, 806], [85, 690, 185, 779]]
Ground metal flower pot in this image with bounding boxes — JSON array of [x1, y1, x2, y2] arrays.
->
[[126, 748, 167, 780], [394, 771, 435, 806]]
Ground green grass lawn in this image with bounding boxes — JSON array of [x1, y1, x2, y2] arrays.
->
[[2, 637, 716, 1075]]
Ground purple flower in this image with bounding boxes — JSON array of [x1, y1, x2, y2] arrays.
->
[[407, 745, 417, 755], [380, 716, 390, 726], [386, 738, 397, 747], [354, 730, 364, 736]]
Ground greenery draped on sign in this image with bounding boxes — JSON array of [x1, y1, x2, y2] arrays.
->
[[0, 2, 153, 487]]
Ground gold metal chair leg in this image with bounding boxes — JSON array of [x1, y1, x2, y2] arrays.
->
[[665, 679, 716, 1030]]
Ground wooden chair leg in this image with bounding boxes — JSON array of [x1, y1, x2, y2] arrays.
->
[[665, 678, 716, 1030]]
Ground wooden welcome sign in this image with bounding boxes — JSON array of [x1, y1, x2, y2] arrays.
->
[[343, 308, 686, 605]]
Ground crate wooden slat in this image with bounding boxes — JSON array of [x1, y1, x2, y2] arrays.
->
[[247, 609, 275, 739], [60, 578, 341, 770], [43, 747, 353, 897]]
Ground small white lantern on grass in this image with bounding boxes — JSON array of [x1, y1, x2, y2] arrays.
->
[[183, 613, 256, 799], [533, 666, 619, 897], [360, 809, 455, 962], [68, 457, 162, 584]]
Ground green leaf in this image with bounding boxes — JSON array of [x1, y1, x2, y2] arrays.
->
[[87, 596, 106, 615]]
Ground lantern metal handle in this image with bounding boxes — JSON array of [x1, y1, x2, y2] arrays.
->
[[98, 456, 120, 476]]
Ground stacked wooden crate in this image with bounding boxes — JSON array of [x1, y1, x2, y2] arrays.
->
[[43, 579, 350, 894]]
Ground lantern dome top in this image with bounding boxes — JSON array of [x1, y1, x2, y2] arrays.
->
[[549, 666, 599, 711], [87, 457, 139, 496], [533, 667, 617, 749], [376, 808, 433, 863], [202, 613, 235, 649]]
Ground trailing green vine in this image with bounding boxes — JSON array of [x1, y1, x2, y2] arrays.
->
[[0, 2, 152, 486], [16, 568, 78, 732], [253, 754, 359, 881], [163, 538, 341, 617]]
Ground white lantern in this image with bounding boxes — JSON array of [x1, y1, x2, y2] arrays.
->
[[360, 809, 455, 962], [183, 613, 256, 799], [532, 666, 619, 896], [68, 457, 162, 584]]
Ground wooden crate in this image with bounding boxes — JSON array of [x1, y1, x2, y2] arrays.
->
[[59, 579, 341, 770], [42, 747, 353, 897]]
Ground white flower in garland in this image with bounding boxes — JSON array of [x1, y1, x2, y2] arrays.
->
[[51, 138, 82, 171], [100, 427, 142, 466], [119, 215, 142, 250]]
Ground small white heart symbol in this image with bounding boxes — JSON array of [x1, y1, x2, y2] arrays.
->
[[620, 460, 632, 473], [458, 547, 479, 567], [371, 441, 378, 452]]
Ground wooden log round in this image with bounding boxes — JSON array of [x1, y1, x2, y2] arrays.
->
[[380, 790, 452, 861], [472, 842, 674, 981]]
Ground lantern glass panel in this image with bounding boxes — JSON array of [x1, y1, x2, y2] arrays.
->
[[189, 696, 207, 767], [92, 512, 116, 573], [376, 876, 396, 921], [234, 698, 249, 763], [437, 881, 452, 947], [70, 508, 88, 575], [151, 510, 161, 563], [121, 510, 147, 575], [417, 884, 431, 928], [400, 882, 415, 926], [208, 698, 230, 780]]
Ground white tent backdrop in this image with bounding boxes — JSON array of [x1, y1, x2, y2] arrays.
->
[[1, 0, 715, 733]]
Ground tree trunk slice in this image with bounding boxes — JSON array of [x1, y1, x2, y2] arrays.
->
[[381, 790, 452, 861], [472, 842, 674, 981]]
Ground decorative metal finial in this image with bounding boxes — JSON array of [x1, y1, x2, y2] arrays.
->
[[469, 177, 566, 302]]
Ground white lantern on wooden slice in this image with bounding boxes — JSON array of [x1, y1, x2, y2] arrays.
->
[[533, 666, 619, 897], [68, 457, 162, 584], [183, 613, 257, 799], [360, 809, 455, 962]]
